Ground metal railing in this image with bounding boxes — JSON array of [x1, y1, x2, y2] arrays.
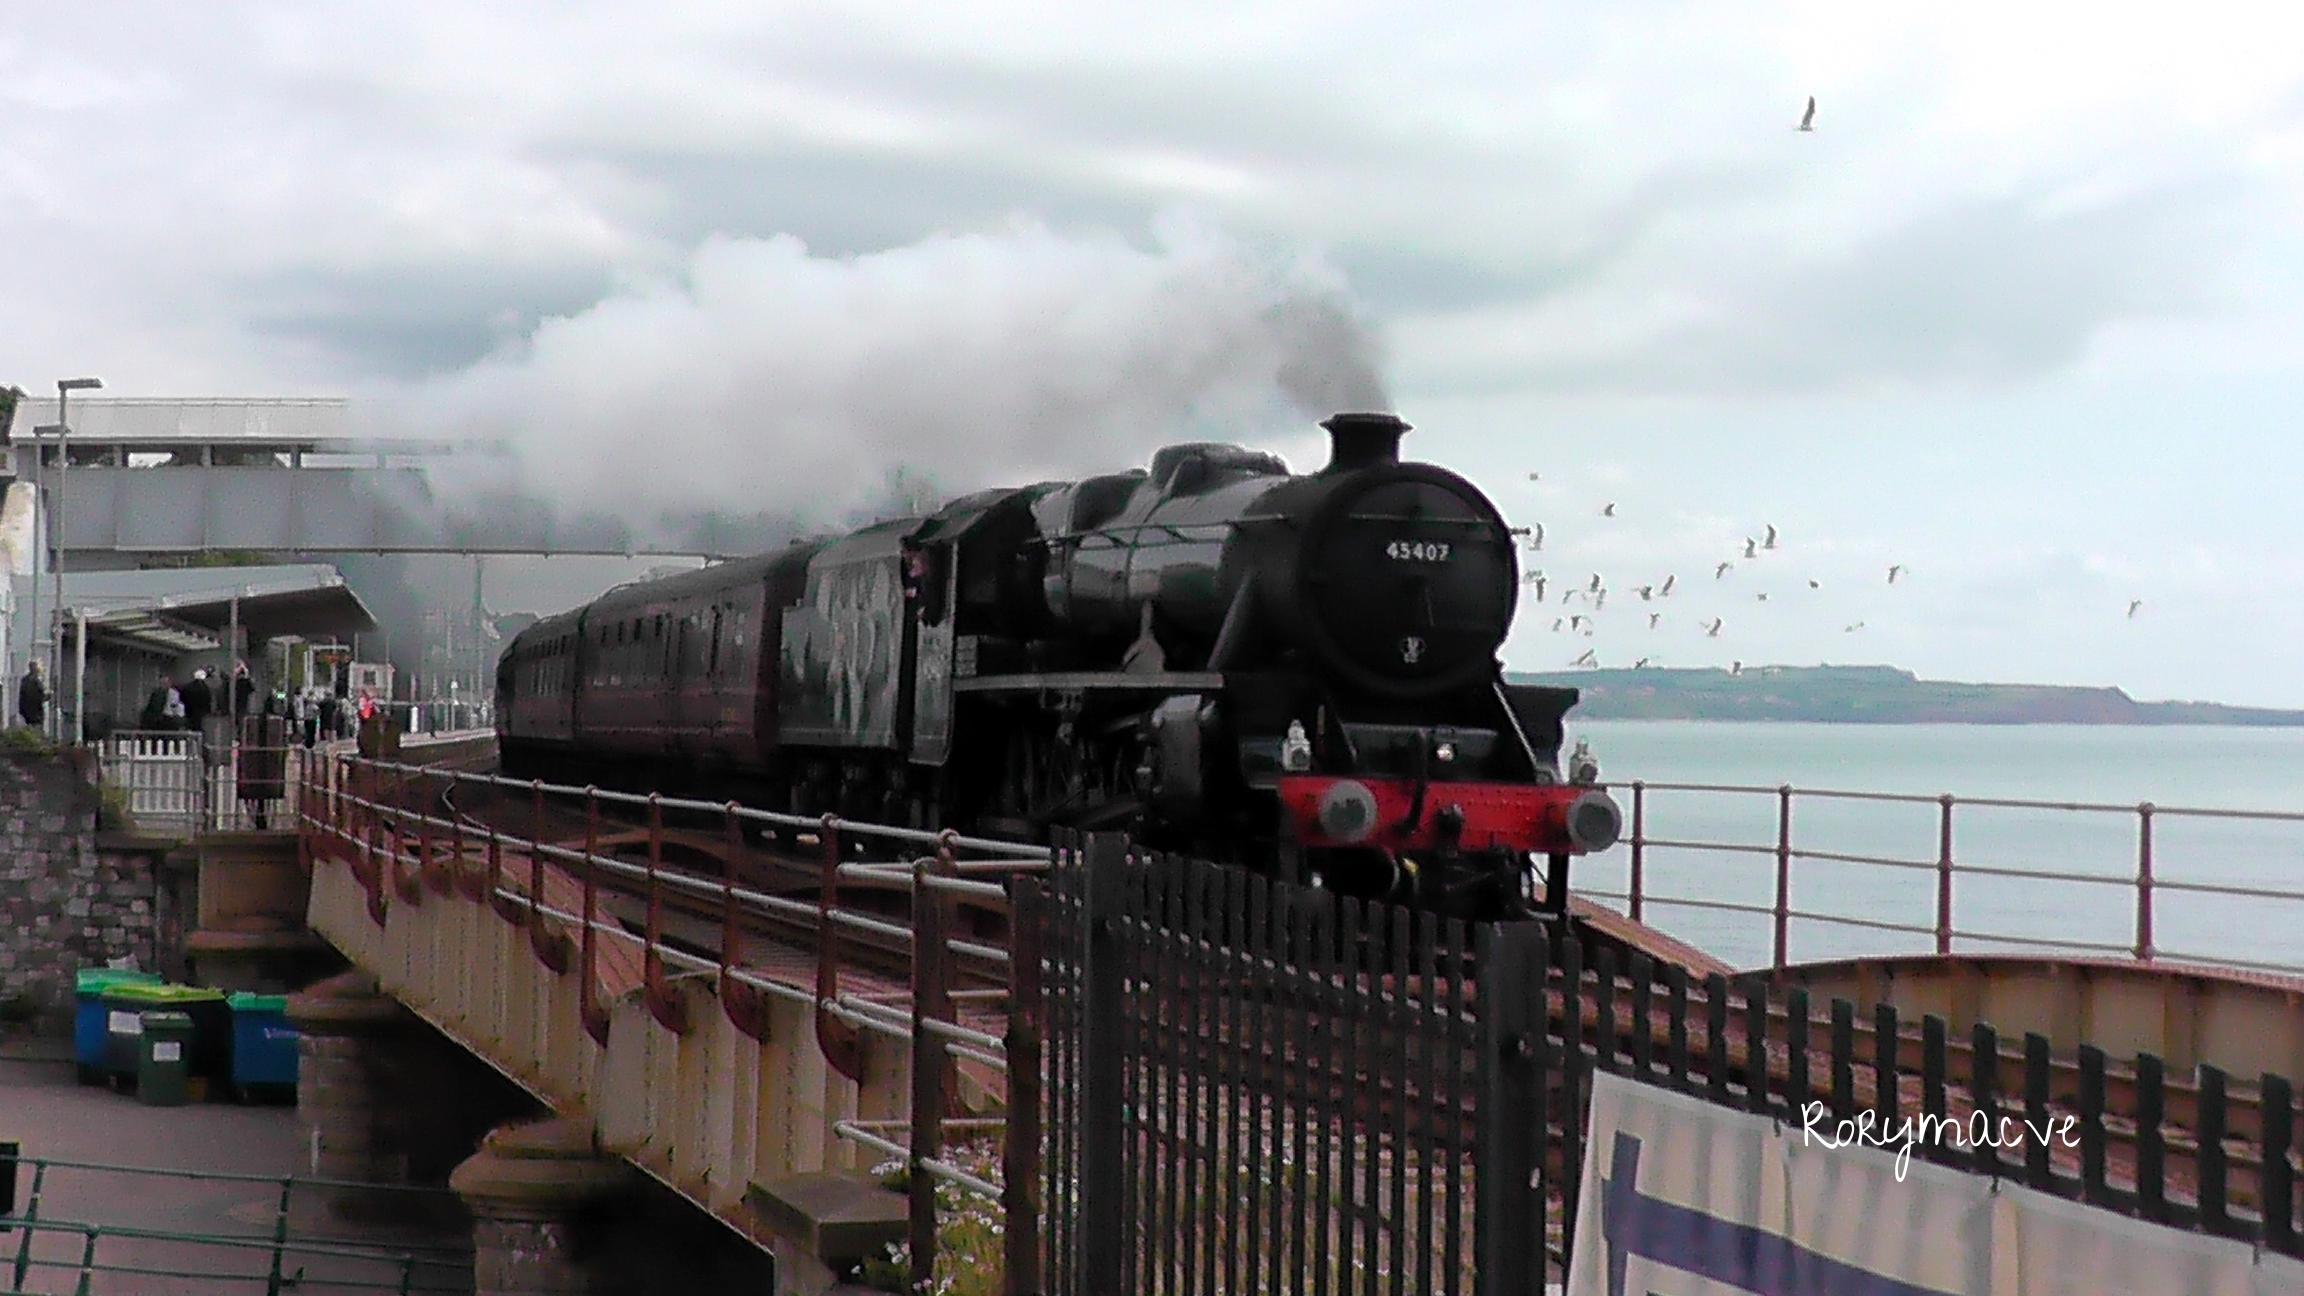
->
[[297, 754, 1049, 1294], [1584, 780, 2304, 976], [3, 1155, 470, 1295], [97, 732, 316, 835]]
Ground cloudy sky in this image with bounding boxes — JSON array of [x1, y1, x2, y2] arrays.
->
[[4, 3, 2302, 703]]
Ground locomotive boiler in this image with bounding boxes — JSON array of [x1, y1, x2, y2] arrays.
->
[[497, 413, 1620, 919]]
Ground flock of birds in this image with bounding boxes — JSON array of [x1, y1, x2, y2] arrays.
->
[[1505, 95, 2154, 670], [1516, 486, 2149, 672]]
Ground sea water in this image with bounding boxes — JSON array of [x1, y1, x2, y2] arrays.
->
[[1560, 722, 2304, 974]]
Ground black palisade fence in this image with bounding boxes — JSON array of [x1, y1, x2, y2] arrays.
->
[[1032, 831, 2304, 1296]]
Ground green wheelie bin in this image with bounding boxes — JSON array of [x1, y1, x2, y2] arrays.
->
[[137, 1011, 195, 1107]]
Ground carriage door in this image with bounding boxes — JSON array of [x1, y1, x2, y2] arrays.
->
[[906, 541, 957, 766]]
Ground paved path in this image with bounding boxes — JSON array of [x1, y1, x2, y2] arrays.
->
[[1, 1042, 470, 1295]]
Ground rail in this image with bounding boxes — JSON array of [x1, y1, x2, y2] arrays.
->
[[296, 754, 1047, 1294], [3, 1155, 469, 1295], [1589, 780, 2304, 976]]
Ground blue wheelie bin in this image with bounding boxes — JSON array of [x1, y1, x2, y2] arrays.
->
[[227, 992, 299, 1103], [75, 969, 160, 1085]]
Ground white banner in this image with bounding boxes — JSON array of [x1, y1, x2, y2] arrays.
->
[[1567, 1070, 2304, 1296]]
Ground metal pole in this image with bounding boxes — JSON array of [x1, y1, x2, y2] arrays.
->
[[2135, 803, 2155, 961], [72, 608, 86, 746], [23, 424, 40, 733], [1628, 781, 1646, 924], [1773, 785, 1794, 970], [1935, 795, 1955, 956], [49, 405, 64, 737]]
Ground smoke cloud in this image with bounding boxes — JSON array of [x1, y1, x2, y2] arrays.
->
[[413, 220, 1387, 531]]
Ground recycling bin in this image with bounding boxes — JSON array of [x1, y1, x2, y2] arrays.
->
[[74, 969, 159, 1085], [227, 992, 299, 1102], [101, 984, 229, 1095], [137, 1011, 195, 1107]]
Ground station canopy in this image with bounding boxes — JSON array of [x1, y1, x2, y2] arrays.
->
[[61, 564, 378, 654]]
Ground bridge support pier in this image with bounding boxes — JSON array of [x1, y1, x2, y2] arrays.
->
[[288, 969, 419, 1219], [451, 1118, 629, 1296]]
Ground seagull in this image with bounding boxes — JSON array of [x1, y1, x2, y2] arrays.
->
[[1715, 562, 1733, 579], [1798, 96, 1816, 132], [1527, 471, 1540, 481], [1844, 621, 1865, 632], [1743, 537, 1758, 559], [1764, 524, 1779, 550], [1573, 648, 1598, 667], [1593, 589, 1608, 611], [1807, 579, 1820, 589], [1562, 588, 1583, 605], [1523, 571, 1548, 600], [1634, 657, 1651, 669], [1588, 573, 1604, 593], [1703, 617, 1723, 637], [1648, 612, 1663, 629], [1551, 618, 1564, 632], [1888, 565, 1905, 584], [2128, 599, 2144, 619], [1755, 592, 1769, 602], [1636, 584, 1654, 601], [1602, 502, 1617, 517], [1569, 614, 1588, 630], [1527, 522, 1544, 552], [1659, 575, 1676, 596], [1731, 660, 1744, 675]]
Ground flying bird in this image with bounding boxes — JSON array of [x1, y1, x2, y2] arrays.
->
[[1588, 573, 1604, 593], [1552, 618, 1565, 632], [2128, 599, 2144, 619], [1755, 592, 1770, 602], [1593, 589, 1608, 611], [1648, 612, 1663, 629], [1743, 537, 1758, 559], [1844, 621, 1865, 633], [1572, 649, 1598, 667], [1659, 575, 1676, 596], [1569, 614, 1588, 630], [1715, 562, 1733, 579], [1636, 584, 1654, 601], [1798, 96, 1816, 132], [1808, 579, 1820, 589], [1523, 571, 1548, 600], [1527, 523, 1545, 552], [1527, 471, 1540, 481], [1764, 524, 1779, 550], [1888, 565, 1905, 584], [1602, 503, 1618, 517], [1634, 657, 1651, 669], [1731, 660, 1744, 676], [1703, 617, 1723, 637]]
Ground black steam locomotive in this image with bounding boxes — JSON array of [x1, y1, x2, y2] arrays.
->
[[496, 413, 1620, 918]]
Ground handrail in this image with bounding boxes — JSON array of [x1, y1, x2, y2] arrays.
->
[[296, 750, 1041, 1290], [1604, 778, 2304, 976]]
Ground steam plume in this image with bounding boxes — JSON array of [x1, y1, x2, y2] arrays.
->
[[416, 220, 1387, 528]]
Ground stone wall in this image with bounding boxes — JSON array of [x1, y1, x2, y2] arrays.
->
[[0, 749, 167, 1033]]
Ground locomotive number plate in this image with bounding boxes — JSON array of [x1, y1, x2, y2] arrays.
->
[[1384, 540, 1452, 562]]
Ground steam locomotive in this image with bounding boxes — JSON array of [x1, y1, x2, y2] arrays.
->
[[495, 413, 1620, 918]]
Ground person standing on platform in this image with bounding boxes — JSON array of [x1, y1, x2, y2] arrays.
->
[[232, 664, 255, 719], [182, 668, 213, 733], [17, 662, 46, 730]]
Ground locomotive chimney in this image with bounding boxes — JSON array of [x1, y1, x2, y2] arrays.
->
[[1319, 412, 1409, 474]]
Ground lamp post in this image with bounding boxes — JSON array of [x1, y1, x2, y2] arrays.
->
[[52, 377, 102, 741]]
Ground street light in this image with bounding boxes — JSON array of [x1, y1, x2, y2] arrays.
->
[[52, 377, 101, 742]]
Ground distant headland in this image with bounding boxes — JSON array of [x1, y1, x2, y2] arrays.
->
[[1507, 664, 2304, 725]]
